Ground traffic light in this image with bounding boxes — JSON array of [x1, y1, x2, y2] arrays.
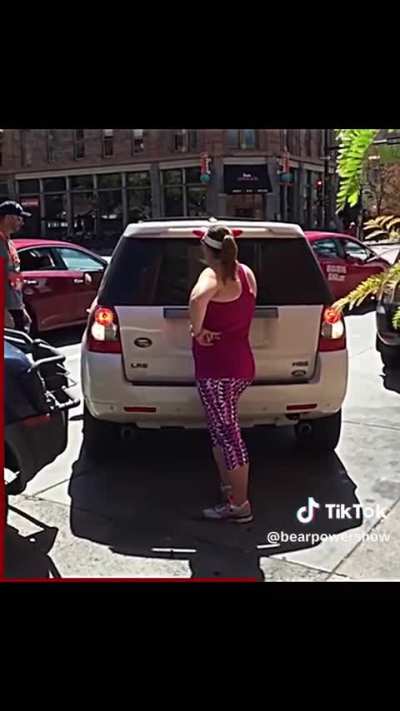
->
[[315, 178, 323, 205]]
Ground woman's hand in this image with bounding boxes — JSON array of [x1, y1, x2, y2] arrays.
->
[[191, 326, 221, 347]]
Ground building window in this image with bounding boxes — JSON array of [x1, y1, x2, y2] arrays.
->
[[241, 129, 257, 149], [97, 173, 123, 237], [286, 130, 301, 155], [20, 129, 32, 167], [102, 129, 114, 157], [0, 179, 8, 200], [126, 171, 152, 221], [226, 129, 257, 150], [98, 189, 122, 238], [163, 169, 184, 216], [42, 177, 66, 193], [18, 179, 40, 194], [132, 129, 144, 154], [162, 167, 207, 217], [47, 129, 57, 162], [42, 176, 68, 238], [15, 193, 41, 236], [43, 193, 68, 237], [172, 129, 198, 153], [305, 129, 312, 157], [70, 174, 95, 236], [74, 129, 85, 159], [227, 129, 239, 148], [185, 166, 207, 216]]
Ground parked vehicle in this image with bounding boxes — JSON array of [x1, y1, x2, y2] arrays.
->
[[81, 219, 349, 458], [13, 238, 108, 333], [376, 275, 400, 368], [305, 231, 390, 300], [4, 328, 79, 519]]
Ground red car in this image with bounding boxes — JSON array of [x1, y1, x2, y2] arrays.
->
[[14, 238, 108, 332], [305, 231, 391, 300]]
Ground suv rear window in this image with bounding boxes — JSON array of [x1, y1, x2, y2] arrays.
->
[[98, 237, 332, 307]]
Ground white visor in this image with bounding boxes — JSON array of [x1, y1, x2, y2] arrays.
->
[[202, 234, 224, 250]]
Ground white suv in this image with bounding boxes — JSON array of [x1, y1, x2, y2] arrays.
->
[[81, 219, 348, 457]]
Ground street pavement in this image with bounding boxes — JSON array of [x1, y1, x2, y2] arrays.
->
[[5, 310, 400, 581]]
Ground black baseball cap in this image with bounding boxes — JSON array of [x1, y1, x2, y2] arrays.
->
[[0, 200, 31, 218]]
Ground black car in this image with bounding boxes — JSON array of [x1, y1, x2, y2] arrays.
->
[[376, 278, 400, 368], [4, 328, 79, 517]]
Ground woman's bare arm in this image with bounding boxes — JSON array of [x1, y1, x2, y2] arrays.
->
[[189, 270, 218, 336]]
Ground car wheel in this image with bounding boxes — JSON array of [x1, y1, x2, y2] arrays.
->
[[83, 404, 120, 460], [295, 410, 342, 452]]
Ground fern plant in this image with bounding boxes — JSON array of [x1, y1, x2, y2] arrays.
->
[[336, 129, 400, 328], [336, 129, 379, 210], [332, 261, 400, 329], [363, 214, 400, 242]]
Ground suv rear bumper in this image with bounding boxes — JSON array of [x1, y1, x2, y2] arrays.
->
[[82, 349, 348, 428]]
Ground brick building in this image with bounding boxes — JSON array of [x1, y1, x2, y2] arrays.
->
[[0, 129, 337, 242]]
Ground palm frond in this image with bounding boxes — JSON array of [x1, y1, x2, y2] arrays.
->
[[336, 129, 379, 210], [393, 307, 400, 330], [332, 262, 400, 314], [364, 230, 387, 241], [386, 217, 400, 230]]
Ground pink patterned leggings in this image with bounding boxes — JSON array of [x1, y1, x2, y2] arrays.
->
[[197, 378, 252, 471]]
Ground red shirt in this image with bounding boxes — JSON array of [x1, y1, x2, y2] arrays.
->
[[192, 263, 256, 380]]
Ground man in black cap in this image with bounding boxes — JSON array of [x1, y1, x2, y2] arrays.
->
[[0, 200, 32, 331]]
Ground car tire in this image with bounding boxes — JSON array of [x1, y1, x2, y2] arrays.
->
[[376, 335, 400, 368], [83, 404, 120, 460], [295, 410, 342, 452]]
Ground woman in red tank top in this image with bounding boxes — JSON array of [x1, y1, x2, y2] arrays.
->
[[189, 224, 257, 523]]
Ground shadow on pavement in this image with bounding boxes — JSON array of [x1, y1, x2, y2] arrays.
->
[[41, 325, 85, 348], [381, 365, 400, 394], [5, 508, 61, 579], [68, 427, 362, 580]]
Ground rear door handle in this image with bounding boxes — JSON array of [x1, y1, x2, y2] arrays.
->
[[73, 278, 84, 284], [24, 279, 39, 286]]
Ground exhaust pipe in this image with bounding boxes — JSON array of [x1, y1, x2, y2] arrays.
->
[[120, 425, 137, 441], [297, 422, 313, 436]]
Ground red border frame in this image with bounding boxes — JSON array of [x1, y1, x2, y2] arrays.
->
[[1, 257, 4, 579]]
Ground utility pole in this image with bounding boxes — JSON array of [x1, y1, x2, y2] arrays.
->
[[323, 128, 330, 229]]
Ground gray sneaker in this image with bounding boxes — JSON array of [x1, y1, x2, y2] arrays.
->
[[202, 500, 253, 524]]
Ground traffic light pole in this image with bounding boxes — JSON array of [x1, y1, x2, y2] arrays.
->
[[323, 128, 330, 229]]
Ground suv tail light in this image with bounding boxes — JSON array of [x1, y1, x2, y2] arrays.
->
[[318, 307, 346, 352], [87, 306, 122, 353]]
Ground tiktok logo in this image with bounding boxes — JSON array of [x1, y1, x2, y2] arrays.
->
[[296, 497, 321, 524]]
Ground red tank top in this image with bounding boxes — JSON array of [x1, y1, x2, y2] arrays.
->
[[192, 263, 256, 380]]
